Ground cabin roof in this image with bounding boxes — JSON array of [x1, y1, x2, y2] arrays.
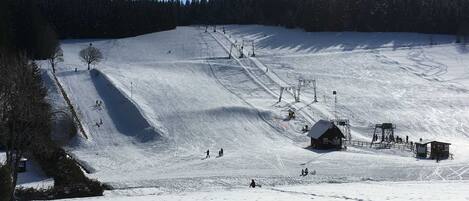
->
[[307, 119, 345, 139], [416, 140, 451, 145]]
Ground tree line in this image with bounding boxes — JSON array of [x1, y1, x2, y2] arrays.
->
[[4, 0, 469, 46], [181, 0, 469, 35], [0, 1, 104, 200]]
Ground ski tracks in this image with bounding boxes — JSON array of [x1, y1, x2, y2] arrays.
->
[[208, 30, 321, 125], [268, 187, 369, 201]]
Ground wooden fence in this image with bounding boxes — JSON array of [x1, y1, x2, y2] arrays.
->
[[346, 140, 413, 152]]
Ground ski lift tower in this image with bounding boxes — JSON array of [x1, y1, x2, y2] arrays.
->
[[373, 123, 396, 143], [334, 119, 351, 142], [278, 85, 295, 102], [296, 78, 317, 102], [242, 39, 256, 57]]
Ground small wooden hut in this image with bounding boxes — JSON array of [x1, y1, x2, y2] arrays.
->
[[414, 140, 451, 160], [415, 142, 428, 158], [307, 120, 345, 149], [430, 141, 450, 159]]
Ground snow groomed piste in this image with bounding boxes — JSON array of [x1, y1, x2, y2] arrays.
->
[[50, 26, 469, 194]]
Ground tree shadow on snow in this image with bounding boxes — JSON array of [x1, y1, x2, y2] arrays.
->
[[225, 25, 455, 54]]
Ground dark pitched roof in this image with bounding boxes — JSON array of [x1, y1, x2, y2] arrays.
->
[[307, 119, 345, 139], [416, 140, 451, 145]]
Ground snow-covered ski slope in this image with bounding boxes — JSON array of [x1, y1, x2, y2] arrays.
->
[[55, 26, 469, 191], [59, 180, 469, 201]]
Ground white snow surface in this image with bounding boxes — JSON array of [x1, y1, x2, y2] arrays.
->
[[60, 180, 469, 201], [49, 26, 469, 198]]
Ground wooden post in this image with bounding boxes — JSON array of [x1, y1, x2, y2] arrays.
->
[[313, 80, 317, 102], [278, 87, 284, 102]]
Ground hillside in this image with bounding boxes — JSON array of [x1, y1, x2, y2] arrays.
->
[[51, 26, 469, 192]]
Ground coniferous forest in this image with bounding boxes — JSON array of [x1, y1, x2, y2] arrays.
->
[[3, 0, 469, 57]]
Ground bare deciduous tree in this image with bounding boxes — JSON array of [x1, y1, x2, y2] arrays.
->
[[48, 46, 63, 74], [79, 43, 103, 70]]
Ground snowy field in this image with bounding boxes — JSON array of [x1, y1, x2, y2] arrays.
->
[[59, 181, 469, 201], [38, 25, 469, 199], [60, 181, 469, 201]]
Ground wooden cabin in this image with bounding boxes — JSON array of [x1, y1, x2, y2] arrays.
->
[[18, 158, 27, 173], [414, 140, 450, 160], [415, 142, 428, 158], [430, 141, 450, 160], [307, 120, 345, 149]]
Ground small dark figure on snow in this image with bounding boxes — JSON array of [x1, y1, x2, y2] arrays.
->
[[301, 125, 309, 132], [219, 148, 224, 157], [304, 168, 309, 176], [288, 109, 295, 120], [249, 179, 256, 188], [99, 118, 103, 125], [301, 169, 305, 176], [206, 149, 210, 158]]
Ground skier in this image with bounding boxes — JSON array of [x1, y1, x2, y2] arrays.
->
[[304, 168, 309, 176], [99, 118, 103, 125], [206, 149, 210, 158], [301, 125, 309, 132], [219, 148, 224, 157], [249, 179, 256, 188], [301, 169, 305, 176]]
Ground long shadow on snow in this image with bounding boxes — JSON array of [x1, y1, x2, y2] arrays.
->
[[90, 69, 162, 143], [226, 25, 455, 54]]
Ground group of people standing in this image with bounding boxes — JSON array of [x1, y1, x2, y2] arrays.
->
[[372, 133, 410, 144], [301, 168, 315, 176], [205, 148, 224, 158]]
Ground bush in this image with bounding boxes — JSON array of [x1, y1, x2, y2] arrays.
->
[[16, 180, 104, 200], [21, 133, 104, 199], [0, 164, 13, 201]]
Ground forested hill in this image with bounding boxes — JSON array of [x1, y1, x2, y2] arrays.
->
[[2, 0, 469, 58], [180, 0, 469, 36], [40, 0, 469, 38]]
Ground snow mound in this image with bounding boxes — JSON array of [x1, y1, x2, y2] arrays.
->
[[90, 69, 162, 143]]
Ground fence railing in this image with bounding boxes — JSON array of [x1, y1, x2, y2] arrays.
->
[[346, 140, 413, 152]]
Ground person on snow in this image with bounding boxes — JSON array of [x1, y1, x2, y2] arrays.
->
[[304, 168, 309, 176], [250, 179, 256, 188], [206, 149, 210, 158], [219, 148, 224, 157], [301, 125, 309, 132], [301, 169, 305, 176]]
